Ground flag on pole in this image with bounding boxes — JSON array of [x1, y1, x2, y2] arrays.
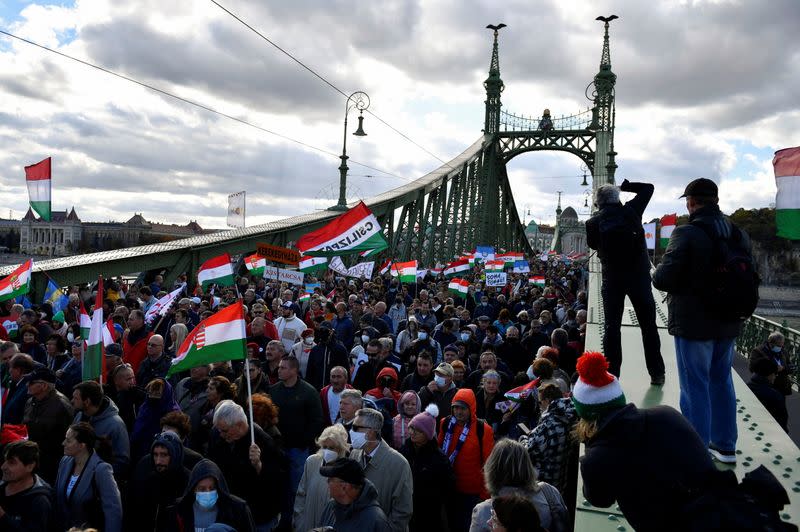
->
[[643, 222, 656, 250], [0, 260, 32, 303], [378, 259, 392, 275], [43, 278, 69, 314], [530, 276, 546, 287], [485, 260, 505, 272], [512, 260, 530, 273], [227, 191, 245, 229], [145, 284, 186, 325], [448, 278, 469, 296], [25, 157, 51, 221], [475, 246, 495, 262], [167, 301, 247, 376], [391, 261, 417, 283], [773, 146, 800, 239], [298, 292, 311, 304], [83, 276, 104, 381], [198, 253, 235, 290], [659, 214, 677, 248], [504, 378, 539, 403], [102, 318, 117, 347], [78, 301, 92, 341], [296, 201, 389, 257], [1, 312, 19, 340], [497, 252, 524, 264], [444, 258, 470, 277], [243, 253, 266, 277], [359, 248, 383, 258], [299, 255, 328, 274]]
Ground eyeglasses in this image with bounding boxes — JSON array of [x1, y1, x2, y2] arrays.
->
[[351, 425, 370, 432]]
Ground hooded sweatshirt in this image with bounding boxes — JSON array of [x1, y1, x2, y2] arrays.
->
[[437, 388, 494, 498], [318, 478, 390, 532], [0, 475, 54, 532], [74, 396, 130, 476], [365, 367, 402, 416], [392, 391, 421, 449]]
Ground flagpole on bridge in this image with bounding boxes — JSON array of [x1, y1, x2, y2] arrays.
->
[[244, 357, 255, 445]]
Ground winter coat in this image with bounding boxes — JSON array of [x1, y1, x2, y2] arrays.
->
[[581, 403, 719, 531], [3, 376, 30, 425], [131, 380, 181, 461], [55, 451, 123, 532], [123, 329, 153, 374], [366, 367, 402, 417], [392, 391, 421, 449], [474, 388, 503, 433], [73, 396, 130, 477], [437, 388, 494, 498], [418, 382, 458, 426], [136, 354, 172, 388], [399, 438, 454, 532], [174, 376, 210, 432], [652, 204, 749, 340], [56, 356, 83, 396], [234, 370, 270, 406], [749, 342, 793, 395], [525, 397, 578, 492], [293, 452, 335, 532], [332, 314, 356, 350], [469, 485, 569, 532], [318, 478, 391, 532], [207, 423, 286, 525], [269, 378, 324, 450], [748, 375, 788, 431], [399, 370, 433, 393], [388, 303, 407, 334], [162, 459, 254, 532], [306, 343, 350, 390], [127, 432, 190, 531], [0, 475, 54, 532], [23, 388, 74, 483], [103, 383, 146, 433], [349, 441, 414, 532]]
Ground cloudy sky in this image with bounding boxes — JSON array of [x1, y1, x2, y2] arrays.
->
[[0, 0, 798, 231]]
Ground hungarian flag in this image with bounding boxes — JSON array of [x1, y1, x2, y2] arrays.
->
[[78, 301, 92, 341], [167, 301, 247, 376], [530, 276, 546, 287], [504, 378, 539, 403], [83, 276, 104, 381], [296, 201, 388, 257], [102, 318, 117, 347], [448, 278, 469, 296], [198, 253, 234, 290], [299, 255, 328, 274], [497, 252, 523, 264], [485, 260, 505, 272], [773, 147, 800, 239], [378, 259, 392, 275], [660, 214, 677, 248], [359, 248, 383, 258], [145, 284, 185, 325], [298, 292, 311, 303], [444, 258, 470, 277], [25, 157, 51, 221], [0, 260, 32, 303], [243, 253, 266, 276], [391, 260, 417, 283]]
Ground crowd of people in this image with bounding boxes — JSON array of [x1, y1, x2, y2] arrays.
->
[[0, 254, 586, 532]]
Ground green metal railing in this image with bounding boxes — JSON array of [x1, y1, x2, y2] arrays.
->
[[736, 314, 799, 387]]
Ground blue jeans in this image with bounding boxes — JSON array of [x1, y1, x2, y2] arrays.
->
[[674, 336, 737, 451]]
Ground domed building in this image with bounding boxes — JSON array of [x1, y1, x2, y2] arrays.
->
[[551, 202, 587, 255], [524, 219, 555, 253]]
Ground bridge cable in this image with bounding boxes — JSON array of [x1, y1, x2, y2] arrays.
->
[[208, 0, 456, 170], [0, 28, 411, 182]]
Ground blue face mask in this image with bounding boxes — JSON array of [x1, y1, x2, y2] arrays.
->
[[418, 332, 428, 341], [195, 490, 218, 509], [771, 345, 782, 353]]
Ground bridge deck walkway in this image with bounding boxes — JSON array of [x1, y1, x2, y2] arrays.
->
[[575, 268, 800, 530]]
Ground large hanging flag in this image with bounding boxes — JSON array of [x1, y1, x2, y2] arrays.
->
[[659, 214, 677, 248], [474, 246, 495, 262], [0, 260, 32, 303], [227, 191, 245, 229], [485, 260, 505, 272], [773, 147, 800, 239], [296, 201, 388, 257], [359, 248, 383, 258], [25, 157, 52, 222], [198, 253, 235, 290], [642, 222, 656, 250], [43, 278, 69, 314], [243, 253, 266, 277], [448, 278, 469, 296], [145, 283, 186, 325], [167, 301, 246, 376], [391, 260, 417, 283], [83, 276, 104, 381], [444, 258, 470, 277], [299, 255, 328, 274]]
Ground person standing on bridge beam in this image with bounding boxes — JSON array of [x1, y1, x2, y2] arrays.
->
[[586, 179, 665, 384]]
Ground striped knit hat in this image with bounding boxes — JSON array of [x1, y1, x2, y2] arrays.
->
[[571, 352, 626, 420]]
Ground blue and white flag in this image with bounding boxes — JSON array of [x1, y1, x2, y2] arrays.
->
[[43, 279, 69, 314], [512, 260, 530, 273], [475, 246, 495, 262]]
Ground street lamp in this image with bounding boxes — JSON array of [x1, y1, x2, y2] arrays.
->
[[330, 91, 371, 211]]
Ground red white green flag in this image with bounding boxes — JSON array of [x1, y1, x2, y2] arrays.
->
[[485, 260, 505, 272], [773, 147, 800, 239], [497, 252, 523, 264], [0, 260, 32, 302], [448, 278, 469, 296], [243, 253, 266, 276], [167, 301, 247, 376], [530, 276, 546, 287], [299, 255, 328, 274], [25, 157, 51, 222], [198, 253, 235, 290], [391, 260, 417, 283], [83, 276, 104, 381], [78, 301, 92, 341], [504, 378, 539, 403], [659, 214, 677, 248], [379, 259, 392, 275], [296, 201, 388, 257], [444, 258, 470, 277]]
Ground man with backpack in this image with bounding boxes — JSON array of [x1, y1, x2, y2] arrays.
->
[[586, 179, 665, 383], [653, 178, 758, 464]]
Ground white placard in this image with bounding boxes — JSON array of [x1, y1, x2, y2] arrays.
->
[[485, 272, 507, 287]]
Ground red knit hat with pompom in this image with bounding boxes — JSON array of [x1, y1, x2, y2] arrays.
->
[[571, 352, 626, 420]]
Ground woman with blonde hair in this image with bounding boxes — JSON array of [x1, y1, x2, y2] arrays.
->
[[293, 424, 350, 531], [469, 439, 568, 532], [168, 323, 188, 357]]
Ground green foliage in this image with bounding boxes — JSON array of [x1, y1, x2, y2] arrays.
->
[[729, 208, 791, 252]]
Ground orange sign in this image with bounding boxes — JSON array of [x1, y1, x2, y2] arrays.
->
[[256, 242, 301, 266]]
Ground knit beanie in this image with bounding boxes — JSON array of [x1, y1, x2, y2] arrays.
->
[[52, 311, 65, 324], [571, 352, 626, 420], [409, 403, 439, 440]]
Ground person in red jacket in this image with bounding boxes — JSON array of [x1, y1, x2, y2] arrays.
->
[[365, 366, 401, 417], [123, 309, 153, 374], [438, 387, 494, 532]]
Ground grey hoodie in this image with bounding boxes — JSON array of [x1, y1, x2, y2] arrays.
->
[[319, 478, 391, 532], [74, 396, 130, 476]]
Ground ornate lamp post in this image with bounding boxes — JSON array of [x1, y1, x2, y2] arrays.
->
[[330, 91, 370, 211]]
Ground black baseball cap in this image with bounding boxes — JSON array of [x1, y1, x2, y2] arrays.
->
[[319, 457, 365, 485], [680, 178, 718, 198]]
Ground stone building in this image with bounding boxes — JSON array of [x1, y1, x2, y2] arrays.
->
[[524, 219, 555, 253], [551, 203, 587, 255]]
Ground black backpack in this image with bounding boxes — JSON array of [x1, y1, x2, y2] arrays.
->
[[597, 207, 644, 260], [691, 220, 760, 321]]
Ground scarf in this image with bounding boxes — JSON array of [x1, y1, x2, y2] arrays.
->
[[440, 415, 470, 464]]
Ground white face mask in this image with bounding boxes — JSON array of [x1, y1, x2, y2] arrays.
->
[[361, 334, 370, 345], [526, 366, 536, 380], [67, 332, 75, 343], [460, 333, 470, 342], [321, 448, 338, 463], [303, 337, 314, 346], [434, 375, 447, 387], [349, 429, 368, 449]]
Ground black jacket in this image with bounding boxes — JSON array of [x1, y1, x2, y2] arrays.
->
[[399, 439, 454, 532], [581, 403, 719, 531], [305, 343, 350, 390], [0, 475, 54, 532], [162, 459, 254, 532], [747, 375, 788, 431], [653, 204, 749, 339]]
